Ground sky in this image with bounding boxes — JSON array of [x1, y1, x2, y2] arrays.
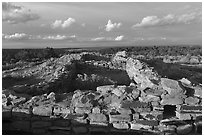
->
[[2, 2, 202, 48]]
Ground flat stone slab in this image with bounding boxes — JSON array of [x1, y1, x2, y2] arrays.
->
[[88, 113, 107, 123], [33, 106, 52, 116], [112, 122, 129, 129], [109, 114, 131, 123], [121, 100, 150, 109], [161, 78, 184, 96], [176, 111, 191, 120], [185, 97, 200, 106], [176, 105, 202, 113]]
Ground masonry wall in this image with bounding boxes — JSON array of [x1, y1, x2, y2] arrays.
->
[[2, 104, 202, 135]]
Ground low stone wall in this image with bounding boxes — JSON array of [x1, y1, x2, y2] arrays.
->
[[2, 103, 202, 135]]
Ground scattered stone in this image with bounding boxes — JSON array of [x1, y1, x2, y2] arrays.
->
[[112, 122, 129, 129], [96, 85, 114, 94], [161, 78, 184, 96], [132, 113, 140, 120], [112, 87, 125, 97], [71, 119, 88, 126], [185, 97, 199, 106], [126, 58, 160, 90], [118, 108, 132, 115], [194, 86, 202, 98], [139, 94, 160, 103], [176, 111, 191, 120], [134, 120, 159, 126], [130, 122, 151, 130], [71, 90, 96, 108], [179, 78, 191, 86], [47, 92, 55, 100], [88, 113, 107, 123], [140, 111, 163, 121], [121, 100, 149, 109], [158, 125, 176, 135], [53, 107, 71, 115], [75, 107, 91, 114], [33, 106, 52, 116], [176, 105, 202, 113], [109, 114, 131, 123], [161, 93, 184, 105], [92, 107, 101, 113]]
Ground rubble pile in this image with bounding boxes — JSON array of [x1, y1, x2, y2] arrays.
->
[[2, 51, 202, 135]]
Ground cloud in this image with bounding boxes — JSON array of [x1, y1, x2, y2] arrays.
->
[[105, 20, 122, 31], [115, 35, 124, 41], [91, 35, 124, 42], [2, 2, 40, 24], [2, 33, 31, 40], [133, 37, 167, 41], [42, 35, 77, 40], [3, 33, 77, 41], [51, 18, 76, 29], [81, 23, 86, 27], [133, 12, 201, 28], [91, 37, 106, 41]]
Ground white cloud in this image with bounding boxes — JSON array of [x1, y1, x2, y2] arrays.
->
[[81, 23, 86, 27], [91, 35, 124, 42], [115, 35, 124, 41], [105, 20, 122, 31], [2, 33, 30, 40], [2, 2, 39, 24], [42, 35, 76, 40], [91, 37, 106, 41], [133, 12, 201, 28], [51, 18, 76, 29], [2, 33, 77, 41]]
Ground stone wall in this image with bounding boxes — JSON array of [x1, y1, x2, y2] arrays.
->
[[2, 105, 202, 135], [2, 84, 202, 135]]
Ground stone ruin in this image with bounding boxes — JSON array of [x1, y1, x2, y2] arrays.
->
[[2, 51, 202, 135]]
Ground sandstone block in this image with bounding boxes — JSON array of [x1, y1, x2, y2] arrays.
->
[[161, 94, 184, 105], [75, 107, 91, 114], [161, 78, 184, 96], [176, 111, 191, 120], [118, 108, 132, 115], [140, 111, 163, 121], [185, 97, 199, 106], [112, 122, 129, 129], [96, 85, 114, 94], [92, 107, 101, 113], [134, 120, 159, 126], [176, 105, 202, 113], [109, 114, 131, 123], [130, 122, 151, 130], [121, 100, 149, 109], [88, 113, 107, 123], [71, 119, 87, 126], [33, 106, 52, 116]]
